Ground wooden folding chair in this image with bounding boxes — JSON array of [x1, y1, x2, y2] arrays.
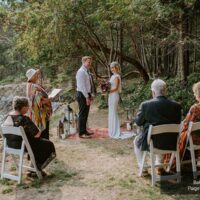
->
[[185, 122, 200, 179], [139, 124, 181, 186], [0, 126, 42, 184]]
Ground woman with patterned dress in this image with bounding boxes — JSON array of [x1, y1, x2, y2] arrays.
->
[[26, 68, 52, 139], [164, 82, 200, 167], [3, 96, 56, 174]]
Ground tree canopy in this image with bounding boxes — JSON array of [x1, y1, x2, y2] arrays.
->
[[0, 0, 200, 83]]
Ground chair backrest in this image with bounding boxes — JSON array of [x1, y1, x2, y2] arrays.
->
[[188, 121, 200, 135], [1, 125, 23, 148], [1, 126, 24, 137], [1, 125, 38, 170], [187, 122, 200, 145], [147, 124, 181, 151]]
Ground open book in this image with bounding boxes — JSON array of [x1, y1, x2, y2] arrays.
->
[[48, 88, 62, 99]]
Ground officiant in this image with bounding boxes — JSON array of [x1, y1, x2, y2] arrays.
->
[[26, 68, 52, 140]]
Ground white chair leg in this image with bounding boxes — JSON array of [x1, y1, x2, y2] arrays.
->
[[18, 146, 25, 184], [188, 136, 198, 179], [190, 146, 197, 179], [139, 152, 146, 176], [175, 151, 181, 183], [150, 143, 156, 186], [35, 170, 43, 180], [167, 152, 175, 172], [1, 143, 6, 179]]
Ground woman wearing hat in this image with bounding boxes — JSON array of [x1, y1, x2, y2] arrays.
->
[[26, 68, 52, 140]]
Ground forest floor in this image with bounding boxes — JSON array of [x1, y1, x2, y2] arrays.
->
[[0, 103, 199, 200]]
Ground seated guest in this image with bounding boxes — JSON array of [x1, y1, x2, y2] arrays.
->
[[133, 79, 182, 175], [164, 81, 200, 166], [3, 96, 56, 176]]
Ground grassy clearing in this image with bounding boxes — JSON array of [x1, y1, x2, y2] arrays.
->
[[1, 107, 200, 199], [0, 159, 78, 195], [83, 138, 133, 156]]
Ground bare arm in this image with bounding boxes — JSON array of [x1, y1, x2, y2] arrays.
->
[[110, 77, 120, 93]]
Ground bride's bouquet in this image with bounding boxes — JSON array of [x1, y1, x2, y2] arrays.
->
[[100, 80, 111, 95]]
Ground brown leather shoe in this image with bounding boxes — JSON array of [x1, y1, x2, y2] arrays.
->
[[85, 130, 94, 135]]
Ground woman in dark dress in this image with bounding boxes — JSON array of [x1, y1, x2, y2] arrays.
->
[[3, 96, 56, 175]]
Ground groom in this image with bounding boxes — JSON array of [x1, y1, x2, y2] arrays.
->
[[76, 56, 96, 138]]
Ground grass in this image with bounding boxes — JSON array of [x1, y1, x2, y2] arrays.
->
[[83, 138, 133, 156], [1, 121, 200, 199], [46, 159, 78, 183], [2, 188, 13, 194], [118, 177, 136, 189], [31, 179, 41, 189], [0, 179, 15, 186], [4, 159, 79, 193]]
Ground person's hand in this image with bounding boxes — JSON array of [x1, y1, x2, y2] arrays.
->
[[86, 98, 91, 106], [48, 97, 53, 101], [34, 132, 41, 138]]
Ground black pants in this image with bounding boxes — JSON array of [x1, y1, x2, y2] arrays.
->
[[76, 91, 90, 135], [41, 120, 50, 140]]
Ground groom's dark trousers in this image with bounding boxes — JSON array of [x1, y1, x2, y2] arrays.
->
[[76, 91, 90, 135]]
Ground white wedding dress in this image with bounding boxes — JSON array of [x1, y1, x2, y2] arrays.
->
[[108, 74, 121, 138], [108, 74, 134, 139]]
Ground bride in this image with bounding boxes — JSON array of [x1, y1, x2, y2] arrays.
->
[[108, 61, 122, 138], [108, 61, 135, 139]]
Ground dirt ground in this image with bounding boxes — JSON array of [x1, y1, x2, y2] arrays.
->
[[0, 104, 198, 200]]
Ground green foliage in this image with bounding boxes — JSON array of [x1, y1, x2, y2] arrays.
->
[[47, 159, 78, 182], [167, 73, 200, 116], [0, 0, 200, 85], [121, 80, 151, 111], [122, 73, 200, 117], [0, 179, 15, 186], [1, 187, 13, 194], [59, 89, 75, 103], [0, 73, 25, 84], [30, 179, 41, 189], [96, 94, 108, 109], [118, 178, 136, 189]]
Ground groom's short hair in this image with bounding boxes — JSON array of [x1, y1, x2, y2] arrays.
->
[[82, 56, 92, 63]]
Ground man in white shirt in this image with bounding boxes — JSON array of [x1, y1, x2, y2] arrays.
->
[[76, 56, 95, 138]]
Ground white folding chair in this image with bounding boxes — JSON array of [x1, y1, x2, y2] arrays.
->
[[0, 126, 42, 184], [185, 122, 200, 179], [139, 124, 181, 186]]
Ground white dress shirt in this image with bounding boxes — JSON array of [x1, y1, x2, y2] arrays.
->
[[76, 66, 91, 98]]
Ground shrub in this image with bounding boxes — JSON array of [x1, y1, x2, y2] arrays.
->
[[120, 73, 200, 118]]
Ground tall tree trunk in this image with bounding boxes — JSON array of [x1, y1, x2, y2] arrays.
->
[[177, 13, 188, 82], [183, 11, 190, 77]]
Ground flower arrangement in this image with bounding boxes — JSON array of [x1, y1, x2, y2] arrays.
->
[[100, 80, 111, 94]]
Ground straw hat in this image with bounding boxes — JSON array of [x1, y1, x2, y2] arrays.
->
[[26, 68, 40, 81]]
